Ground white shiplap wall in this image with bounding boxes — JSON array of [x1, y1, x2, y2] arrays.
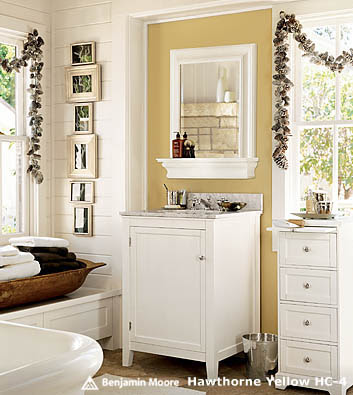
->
[[53, 1, 113, 282], [0, 0, 52, 237]]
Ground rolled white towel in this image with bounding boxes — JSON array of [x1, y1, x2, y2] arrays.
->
[[9, 237, 69, 248], [0, 252, 34, 267], [0, 245, 19, 257], [0, 261, 40, 281]]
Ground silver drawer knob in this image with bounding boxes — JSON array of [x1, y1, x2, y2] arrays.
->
[[304, 356, 311, 363], [303, 319, 311, 327], [303, 282, 311, 289], [303, 246, 310, 253], [199, 255, 205, 261]]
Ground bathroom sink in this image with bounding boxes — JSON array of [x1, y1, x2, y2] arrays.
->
[[0, 321, 103, 395]]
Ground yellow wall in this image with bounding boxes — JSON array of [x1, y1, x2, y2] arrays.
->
[[148, 9, 277, 333]]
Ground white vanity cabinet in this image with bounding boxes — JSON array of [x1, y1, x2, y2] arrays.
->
[[276, 222, 353, 395], [121, 211, 261, 379]]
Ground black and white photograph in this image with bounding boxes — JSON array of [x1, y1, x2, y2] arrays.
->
[[67, 134, 97, 178], [75, 143, 87, 170], [73, 205, 92, 236], [70, 181, 94, 203]]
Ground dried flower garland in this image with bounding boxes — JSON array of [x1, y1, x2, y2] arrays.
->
[[0, 29, 44, 183], [272, 11, 353, 169]]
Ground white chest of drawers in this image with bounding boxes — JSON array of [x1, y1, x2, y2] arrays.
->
[[276, 223, 353, 395]]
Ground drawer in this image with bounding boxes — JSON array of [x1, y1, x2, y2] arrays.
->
[[280, 340, 338, 379], [279, 233, 336, 268], [280, 268, 337, 305], [43, 298, 113, 340], [280, 304, 337, 342], [8, 313, 44, 327]]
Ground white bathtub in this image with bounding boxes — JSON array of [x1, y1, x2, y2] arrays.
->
[[0, 321, 103, 395]]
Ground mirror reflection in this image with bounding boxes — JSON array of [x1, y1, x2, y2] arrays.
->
[[180, 61, 240, 158]]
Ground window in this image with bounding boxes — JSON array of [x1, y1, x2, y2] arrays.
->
[[0, 34, 28, 239], [290, 16, 353, 215]]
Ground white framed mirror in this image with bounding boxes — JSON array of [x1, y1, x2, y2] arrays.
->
[[157, 44, 258, 179]]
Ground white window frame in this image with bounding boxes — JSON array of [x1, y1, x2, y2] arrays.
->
[[289, 15, 353, 214], [0, 32, 30, 243]]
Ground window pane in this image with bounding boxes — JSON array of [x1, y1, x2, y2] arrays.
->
[[339, 23, 353, 120], [301, 26, 336, 121], [306, 26, 336, 54], [300, 128, 333, 201], [340, 23, 353, 52], [340, 68, 353, 120], [0, 43, 16, 135], [2, 141, 24, 234], [302, 61, 336, 121], [338, 127, 353, 202]]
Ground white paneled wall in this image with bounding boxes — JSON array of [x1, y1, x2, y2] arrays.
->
[[53, 1, 113, 279], [0, 0, 52, 236]]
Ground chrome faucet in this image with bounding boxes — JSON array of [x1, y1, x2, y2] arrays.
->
[[200, 198, 213, 210], [191, 196, 218, 210]]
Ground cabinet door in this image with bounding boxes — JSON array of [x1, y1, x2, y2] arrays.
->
[[130, 227, 206, 352]]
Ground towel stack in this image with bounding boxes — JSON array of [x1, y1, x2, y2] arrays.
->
[[0, 245, 40, 282], [9, 237, 84, 275]]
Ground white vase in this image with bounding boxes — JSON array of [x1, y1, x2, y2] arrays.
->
[[216, 66, 226, 103]]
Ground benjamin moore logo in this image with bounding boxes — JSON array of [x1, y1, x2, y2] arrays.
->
[[82, 376, 99, 391]]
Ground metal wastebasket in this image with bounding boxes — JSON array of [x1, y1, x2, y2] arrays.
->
[[242, 333, 278, 381]]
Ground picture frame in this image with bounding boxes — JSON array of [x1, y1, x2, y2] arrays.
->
[[73, 205, 92, 236], [71, 42, 96, 66], [74, 103, 93, 134], [67, 134, 97, 179], [65, 64, 101, 103], [70, 181, 94, 204]]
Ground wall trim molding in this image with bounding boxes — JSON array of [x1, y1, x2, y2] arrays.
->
[[129, 0, 295, 23], [134, 5, 273, 24]]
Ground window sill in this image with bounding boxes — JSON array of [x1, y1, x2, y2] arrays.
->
[[156, 158, 259, 179]]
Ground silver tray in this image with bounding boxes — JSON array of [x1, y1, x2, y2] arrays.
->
[[291, 212, 336, 220]]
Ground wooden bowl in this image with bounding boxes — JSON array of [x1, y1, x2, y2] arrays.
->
[[0, 260, 105, 309]]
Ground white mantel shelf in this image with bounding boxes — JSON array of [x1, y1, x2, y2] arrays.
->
[[156, 158, 259, 179]]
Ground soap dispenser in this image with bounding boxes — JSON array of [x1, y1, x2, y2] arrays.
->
[[172, 132, 183, 158]]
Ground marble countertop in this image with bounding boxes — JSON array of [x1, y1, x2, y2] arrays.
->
[[120, 208, 262, 219], [121, 193, 263, 219]]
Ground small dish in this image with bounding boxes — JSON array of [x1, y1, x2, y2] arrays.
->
[[221, 202, 247, 212]]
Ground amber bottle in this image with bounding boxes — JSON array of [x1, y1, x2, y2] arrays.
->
[[172, 132, 183, 158]]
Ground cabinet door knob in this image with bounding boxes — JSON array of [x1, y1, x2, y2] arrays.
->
[[303, 246, 310, 253], [199, 255, 205, 261], [303, 282, 311, 289], [304, 356, 311, 363], [303, 319, 311, 327]]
